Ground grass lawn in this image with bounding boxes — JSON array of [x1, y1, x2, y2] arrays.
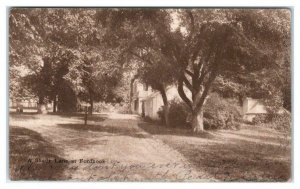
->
[[138, 122, 291, 181]]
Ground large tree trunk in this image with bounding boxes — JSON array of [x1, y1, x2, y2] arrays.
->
[[177, 69, 217, 132], [163, 105, 170, 127], [191, 109, 204, 132], [159, 87, 170, 127]]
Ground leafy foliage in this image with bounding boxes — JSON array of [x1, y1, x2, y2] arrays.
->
[[9, 8, 291, 120], [253, 112, 291, 131], [9, 8, 125, 112], [167, 100, 190, 128], [203, 93, 242, 130]]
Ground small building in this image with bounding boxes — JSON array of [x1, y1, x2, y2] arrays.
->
[[131, 80, 153, 116], [143, 86, 180, 120], [242, 97, 288, 122], [130, 80, 188, 120], [242, 97, 268, 121]]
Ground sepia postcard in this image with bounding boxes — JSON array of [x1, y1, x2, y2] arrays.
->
[[8, 7, 292, 182]]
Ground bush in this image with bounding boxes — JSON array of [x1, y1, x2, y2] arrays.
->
[[168, 100, 190, 128], [115, 103, 131, 114], [252, 114, 269, 125], [157, 107, 165, 124], [259, 112, 291, 131], [272, 112, 291, 131], [92, 102, 115, 112], [203, 93, 242, 130]]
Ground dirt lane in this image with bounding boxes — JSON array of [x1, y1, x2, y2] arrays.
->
[[9, 113, 213, 181]]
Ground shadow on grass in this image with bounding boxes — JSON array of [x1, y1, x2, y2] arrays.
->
[[9, 126, 68, 180], [179, 141, 290, 181], [9, 112, 39, 120], [49, 112, 108, 122], [157, 131, 291, 182], [137, 121, 291, 181], [222, 130, 289, 145], [10, 112, 39, 115], [57, 123, 149, 139], [137, 121, 216, 139]]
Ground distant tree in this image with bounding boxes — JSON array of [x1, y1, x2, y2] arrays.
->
[[9, 8, 124, 113], [9, 8, 84, 112], [77, 52, 122, 114]]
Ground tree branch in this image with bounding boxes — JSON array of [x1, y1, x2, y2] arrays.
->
[[194, 70, 217, 113], [197, 67, 207, 86], [194, 48, 221, 113], [186, 10, 195, 44], [185, 69, 194, 77], [197, 48, 213, 85], [190, 36, 203, 64], [178, 78, 192, 110], [129, 50, 153, 65], [183, 75, 193, 91]]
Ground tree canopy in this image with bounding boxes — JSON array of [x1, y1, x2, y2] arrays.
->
[[9, 8, 291, 127], [96, 8, 291, 131], [9, 8, 125, 112]]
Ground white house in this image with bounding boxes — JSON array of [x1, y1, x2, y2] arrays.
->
[[130, 80, 183, 120]]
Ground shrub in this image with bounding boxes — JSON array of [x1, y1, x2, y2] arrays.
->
[[115, 103, 131, 114], [168, 100, 190, 128], [259, 112, 291, 131], [271, 112, 291, 131], [157, 106, 165, 124], [252, 114, 269, 125], [203, 93, 242, 130], [92, 102, 115, 112], [157, 100, 190, 128]]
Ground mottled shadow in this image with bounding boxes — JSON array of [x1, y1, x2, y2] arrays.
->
[[57, 123, 149, 139], [138, 121, 216, 139], [49, 112, 108, 122], [9, 126, 69, 180]]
